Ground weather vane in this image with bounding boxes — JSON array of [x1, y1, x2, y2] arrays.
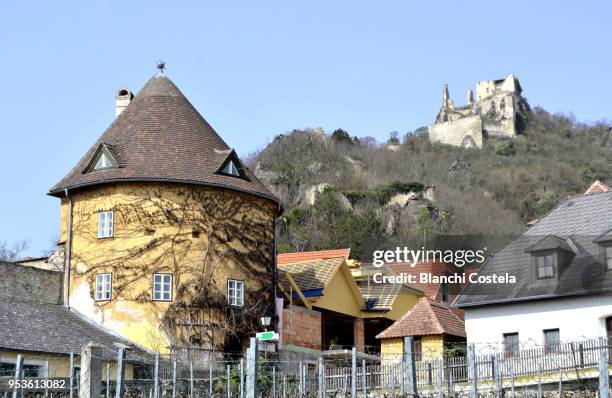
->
[[156, 60, 166, 74]]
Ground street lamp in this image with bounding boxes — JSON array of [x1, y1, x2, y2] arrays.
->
[[260, 315, 272, 331]]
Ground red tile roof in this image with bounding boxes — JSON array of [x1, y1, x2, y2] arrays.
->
[[277, 249, 351, 265], [388, 262, 449, 299], [376, 297, 465, 339], [49, 74, 279, 205]]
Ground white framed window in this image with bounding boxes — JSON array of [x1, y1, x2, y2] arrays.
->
[[227, 279, 244, 307], [98, 211, 114, 238], [95, 273, 112, 301], [153, 274, 173, 301], [605, 246, 612, 270], [223, 160, 240, 176], [537, 254, 554, 278]]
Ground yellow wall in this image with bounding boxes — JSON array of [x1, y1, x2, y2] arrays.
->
[[0, 352, 134, 379], [60, 182, 277, 353], [313, 267, 363, 317], [382, 290, 421, 321], [380, 335, 445, 363], [421, 335, 444, 359], [380, 337, 403, 363]]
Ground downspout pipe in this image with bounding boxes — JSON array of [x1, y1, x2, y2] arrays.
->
[[64, 188, 73, 308]]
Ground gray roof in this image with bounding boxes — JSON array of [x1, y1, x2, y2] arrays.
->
[[455, 191, 612, 307], [0, 298, 150, 361]]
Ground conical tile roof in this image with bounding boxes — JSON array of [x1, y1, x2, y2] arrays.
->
[[49, 74, 279, 205]]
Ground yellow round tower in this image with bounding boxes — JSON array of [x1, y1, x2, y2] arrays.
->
[[49, 73, 280, 354]]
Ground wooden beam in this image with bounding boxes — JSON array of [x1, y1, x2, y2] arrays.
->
[[277, 282, 291, 302], [285, 273, 312, 310]]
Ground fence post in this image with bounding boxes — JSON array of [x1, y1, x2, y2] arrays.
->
[[537, 365, 542, 398], [509, 362, 515, 398], [240, 358, 244, 398], [11, 354, 23, 398], [579, 343, 584, 367], [68, 352, 74, 398], [298, 361, 303, 398], [115, 347, 125, 398], [318, 357, 324, 398], [400, 359, 405, 397], [351, 347, 357, 398], [272, 367, 276, 398], [404, 336, 418, 397], [468, 344, 477, 398], [494, 355, 501, 398], [189, 357, 194, 398], [246, 337, 257, 398], [362, 359, 367, 397], [599, 350, 610, 398], [209, 360, 213, 397], [226, 364, 231, 398], [558, 365, 562, 398], [106, 362, 110, 398], [172, 357, 177, 398], [437, 363, 443, 398], [80, 343, 103, 398], [153, 352, 160, 398]]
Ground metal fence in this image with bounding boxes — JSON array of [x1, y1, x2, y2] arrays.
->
[[1, 337, 612, 398]]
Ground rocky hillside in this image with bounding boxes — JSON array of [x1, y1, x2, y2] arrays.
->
[[249, 108, 612, 259]]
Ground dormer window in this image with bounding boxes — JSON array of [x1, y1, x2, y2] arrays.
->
[[223, 160, 240, 176], [605, 246, 612, 270], [536, 253, 555, 279], [85, 143, 118, 173], [95, 153, 113, 170], [216, 150, 250, 180]]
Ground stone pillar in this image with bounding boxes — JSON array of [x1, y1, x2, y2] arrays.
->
[[353, 318, 365, 352], [467, 89, 474, 105], [79, 343, 103, 398], [443, 84, 449, 109]]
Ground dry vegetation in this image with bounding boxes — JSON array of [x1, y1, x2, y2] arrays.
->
[[250, 107, 612, 259]]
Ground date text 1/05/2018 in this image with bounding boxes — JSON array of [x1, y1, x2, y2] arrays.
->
[[9, 379, 67, 389]]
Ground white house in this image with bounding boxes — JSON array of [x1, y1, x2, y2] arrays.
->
[[455, 182, 612, 353]]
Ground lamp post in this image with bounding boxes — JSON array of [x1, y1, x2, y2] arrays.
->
[[260, 314, 273, 360]]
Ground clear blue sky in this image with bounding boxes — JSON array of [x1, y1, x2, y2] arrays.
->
[[1, 1, 611, 256]]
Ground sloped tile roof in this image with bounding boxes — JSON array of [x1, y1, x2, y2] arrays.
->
[[357, 264, 402, 310], [277, 257, 344, 292], [49, 74, 279, 205], [0, 298, 149, 361], [277, 249, 350, 265], [455, 190, 612, 307], [377, 298, 465, 339]]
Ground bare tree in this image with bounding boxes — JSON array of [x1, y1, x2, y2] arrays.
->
[[0, 239, 30, 262]]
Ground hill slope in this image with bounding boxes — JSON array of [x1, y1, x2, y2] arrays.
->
[[249, 108, 612, 259]]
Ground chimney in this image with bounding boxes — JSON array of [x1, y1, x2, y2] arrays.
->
[[115, 88, 133, 117]]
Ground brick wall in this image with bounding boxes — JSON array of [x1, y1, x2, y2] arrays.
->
[[0, 262, 63, 304], [282, 305, 322, 350]]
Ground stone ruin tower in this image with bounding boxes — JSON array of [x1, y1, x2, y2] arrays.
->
[[428, 74, 530, 148]]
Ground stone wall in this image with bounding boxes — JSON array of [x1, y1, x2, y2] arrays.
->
[[429, 74, 529, 148], [0, 261, 63, 304], [429, 115, 483, 148], [282, 305, 322, 350]]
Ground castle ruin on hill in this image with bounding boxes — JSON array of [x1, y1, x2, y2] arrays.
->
[[428, 74, 530, 148]]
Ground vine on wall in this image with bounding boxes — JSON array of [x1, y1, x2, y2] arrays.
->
[[70, 184, 276, 352]]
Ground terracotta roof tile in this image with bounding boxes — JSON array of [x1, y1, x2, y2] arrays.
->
[[376, 298, 465, 339], [49, 74, 279, 205]]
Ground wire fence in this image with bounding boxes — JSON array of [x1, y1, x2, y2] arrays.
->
[[1, 337, 612, 398]]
